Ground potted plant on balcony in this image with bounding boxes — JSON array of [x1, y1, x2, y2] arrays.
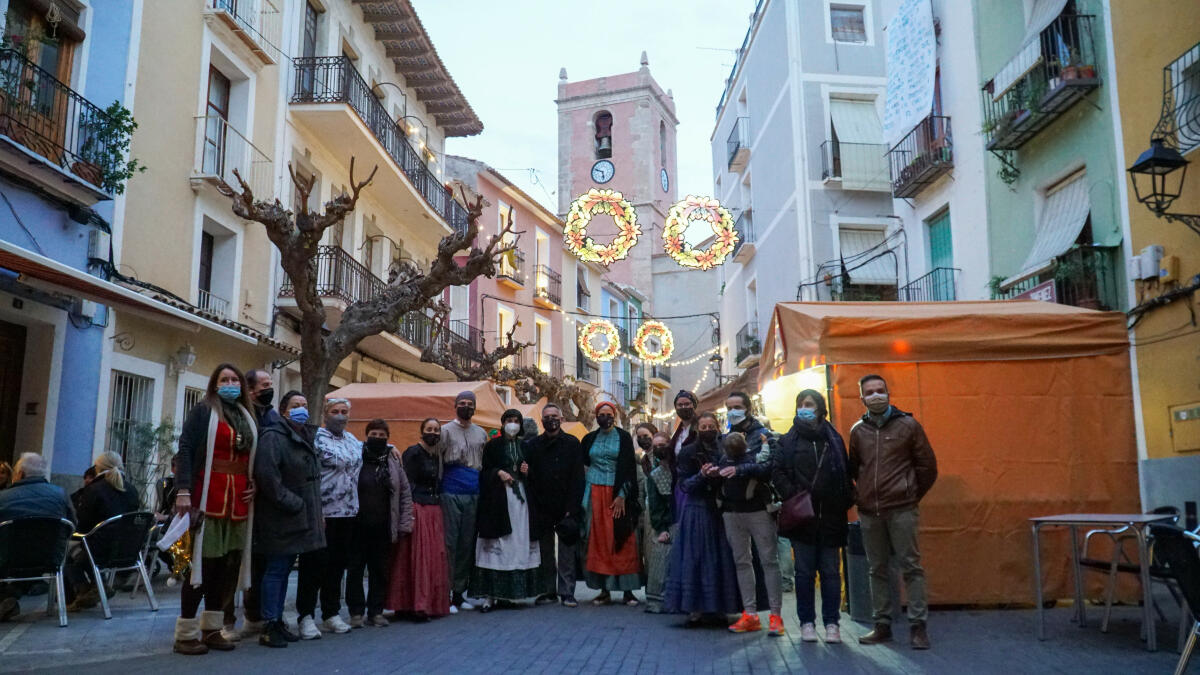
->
[[1061, 48, 1097, 81], [77, 100, 145, 194]]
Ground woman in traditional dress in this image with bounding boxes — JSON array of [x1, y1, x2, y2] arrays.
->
[[471, 409, 541, 611], [663, 411, 740, 626], [388, 417, 451, 619], [172, 363, 258, 655], [580, 400, 641, 606], [643, 431, 675, 614]]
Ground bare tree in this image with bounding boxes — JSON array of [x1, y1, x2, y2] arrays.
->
[[225, 158, 522, 421], [418, 300, 529, 381]]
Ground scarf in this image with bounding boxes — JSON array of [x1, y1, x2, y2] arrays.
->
[[504, 437, 525, 503], [220, 400, 255, 453], [364, 442, 393, 498]]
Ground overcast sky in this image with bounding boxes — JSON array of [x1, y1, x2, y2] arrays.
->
[[417, 1, 756, 214]]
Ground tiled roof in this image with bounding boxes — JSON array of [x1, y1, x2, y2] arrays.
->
[[135, 289, 302, 356]]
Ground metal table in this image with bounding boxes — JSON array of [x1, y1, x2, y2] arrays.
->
[[1030, 513, 1174, 651]]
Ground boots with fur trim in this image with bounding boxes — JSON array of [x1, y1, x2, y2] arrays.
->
[[200, 610, 236, 651], [173, 617, 208, 655]]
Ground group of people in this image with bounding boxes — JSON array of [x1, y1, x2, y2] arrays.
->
[[0, 362, 939, 654]]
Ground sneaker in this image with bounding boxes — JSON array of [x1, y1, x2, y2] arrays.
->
[[298, 615, 322, 640], [825, 624, 842, 644], [323, 615, 351, 634], [800, 622, 819, 642], [561, 597, 578, 608], [220, 624, 242, 643], [728, 611, 763, 633], [348, 615, 364, 629], [448, 604, 459, 615], [768, 614, 785, 637], [368, 615, 389, 627], [458, 599, 475, 611]]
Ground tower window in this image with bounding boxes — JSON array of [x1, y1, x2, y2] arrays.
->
[[659, 120, 667, 165], [594, 111, 613, 159]]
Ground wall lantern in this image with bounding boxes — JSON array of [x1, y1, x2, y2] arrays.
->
[[1128, 138, 1200, 237]]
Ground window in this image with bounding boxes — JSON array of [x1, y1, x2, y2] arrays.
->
[[3, 0, 82, 84], [107, 371, 155, 463], [659, 120, 667, 165], [576, 265, 591, 311], [830, 5, 867, 43], [203, 67, 232, 176], [1168, 43, 1200, 154], [497, 305, 517, 368], [183, 387, 205, 415], [362, 236, 375, 273], [535, 319, 551, 371], [594, 111, 613, 159], [926, 209, 953, 271], [449, 285, 470, 326], [198, 219, 236, 318], [199, 232, 214, 295], [301, 1, 319, 58]]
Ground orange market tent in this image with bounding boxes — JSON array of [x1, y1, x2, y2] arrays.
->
[[328, 381, 510, 442], [758, 301, 1138, 606]]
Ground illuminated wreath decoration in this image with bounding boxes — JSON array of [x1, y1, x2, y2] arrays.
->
[[662, 195, 738, 270], [578, 319, 622, 362], [563, 188, 642, 266], [633, 321, 674, 364]]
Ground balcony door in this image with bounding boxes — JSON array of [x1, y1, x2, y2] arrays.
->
[[926, 210, 953, 271], [2, 1, 83, 161], [204, 67, 232, 178]]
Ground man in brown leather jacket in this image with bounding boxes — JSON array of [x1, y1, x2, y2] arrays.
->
[[848, 374, 937, 650]]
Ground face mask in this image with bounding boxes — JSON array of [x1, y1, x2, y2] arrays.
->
[[676, 407, 694, 422], [596, 414, 614, 430], [652, 444, 670, 459], [637, 435, 652, 450], [795, 407, 818, 427], [542, 418, 561, 432], [365, 437, 388, 453], [422, 432, 440, 447], [326, 413, 349, 434], [288, 407, 310, 424], [255, 387, 274, 407], [726, 409, 747, 428], [504, 422, 521, 437], [864, 392, 890, 414], [698, 430, 719, 446], [456, 405, 475, 421], [217, 385, 241, 402]]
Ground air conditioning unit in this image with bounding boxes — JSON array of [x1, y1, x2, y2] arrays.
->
[[88, 229, 111, 261]]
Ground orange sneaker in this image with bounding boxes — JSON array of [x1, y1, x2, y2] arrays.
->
[[768, 614, 786, 637], [728, 611, 762, 633]]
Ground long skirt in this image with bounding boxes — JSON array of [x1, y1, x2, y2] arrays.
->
[[387, 502, 450, 617], [470, 486, 541, 601], [584, 484, 641, 591], [663, 500, 740, 615], [643, 524, 675, 612]]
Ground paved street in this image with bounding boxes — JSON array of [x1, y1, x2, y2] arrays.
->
[[0, 578, 1185, 674]]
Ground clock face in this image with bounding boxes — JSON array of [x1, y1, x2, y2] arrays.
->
[[660, 168, 669, 193], [591, 160, 615, 184]]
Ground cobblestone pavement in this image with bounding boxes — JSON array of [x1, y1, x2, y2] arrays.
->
[[0, 577, 1186, 674]]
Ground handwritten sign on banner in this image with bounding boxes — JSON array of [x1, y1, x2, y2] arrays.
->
[[882, 0, 937, 149]]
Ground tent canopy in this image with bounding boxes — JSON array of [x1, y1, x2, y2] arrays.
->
[[329, 380, 510, 430], [759, 300, 1128, 388]]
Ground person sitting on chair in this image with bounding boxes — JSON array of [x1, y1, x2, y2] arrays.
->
[[65, 452, 141, 611], [0, 453, 76, 622]]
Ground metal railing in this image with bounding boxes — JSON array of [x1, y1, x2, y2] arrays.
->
[[1157, 41, 1200, 153], [290, 56, 468, 235], [888, 116, 953, 198], [395, 311, 434, 350], [900, 267, 959, 301], [195, 115, 272, 196], [996, 246, 1120, 311], [715, 0, 767, 115], [0, 48, 121, 192], [206, 0, 282, 60], [821, 140, 890, 185], [609, 379, 628, 403], [628, 376, 647, 403], [529, 352, 564, 379], [576, 352, 599, 384], [498, 249, 526, 285], [534, 264, 561, 305], [982, 13, 1100, 151], [832, 284, 900, 302], [735, 321, 760, 364], [727, 116, 750, 169], [576, 283, 591, 311], [278, 245, 384, 305], [616, 326, 630, 352], [733, 210, 754, 256], [197, 288, 231, 319], [650, 364, 671, 383]]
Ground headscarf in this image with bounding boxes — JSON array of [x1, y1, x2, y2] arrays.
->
[[673, 389, 698, 407], [594, 400, 619, 417]]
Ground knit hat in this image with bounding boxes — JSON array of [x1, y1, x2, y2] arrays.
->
[[595, 400, 619, 416], [456, 390, 477, 404], [674, 389, 698, 406]]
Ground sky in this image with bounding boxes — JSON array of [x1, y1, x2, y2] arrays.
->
[[416, 0, 757, 214]]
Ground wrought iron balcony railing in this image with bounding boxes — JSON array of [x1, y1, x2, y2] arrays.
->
[[994, 245, 1120, 311], [727, 116, 750, 171], [498, 248, 526, 286], [888, 115, 953, 198], [628, 376, 647, 403], [534, 264, 561, 306], [291, 56, 468, 235], [206, 0, 282, 62], [279, 245, 383, 305], [900, 267, 959, 302], [733, 210, 754, 260], [735, 321, 761, 365], [576, 353, 599, 384], [609, 379, 628, 403]]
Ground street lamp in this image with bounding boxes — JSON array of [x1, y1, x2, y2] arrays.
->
[[1127, 137, 1200, 237]]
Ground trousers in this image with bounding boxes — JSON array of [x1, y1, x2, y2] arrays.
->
[[346, 520, 391, 618], [860, 506, 928, 624], [441, 493, 477, 595], [722, 510, 783, 614], [537, 531, 578, 599], [296, 516, 355, 620]]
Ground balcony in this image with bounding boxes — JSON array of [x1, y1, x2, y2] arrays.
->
[[204, 0, 281, 66], [735, 321, 761, 368], [290, 56, 469, 240], [192, 115, 272, 197], [521, 351, 565, 379], [609, 379, 628, 403], [888, 116, 954, 199], [820, 140, 890, 191], [616, 325, 630, 353], [576, 355, 600, 385], [576, 282, 591, 312], [982, 13, 1101, 152], [629, 376, 647, 403], [832, 284, 900, 302], [733, 210, 755, 264], [497, 249, 526, 288], [0, 48, 120, 205], [197, 288, 231, 319], [900, 267, 959, 302], [648, 364, 671, 386], [279, 245, 383, 312], [727, 117, 750, 172], [995, 245, 1120, 311], [534, 264, 561, 307]]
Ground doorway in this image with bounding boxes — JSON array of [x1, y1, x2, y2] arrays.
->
[[0, 319, 27, 465]]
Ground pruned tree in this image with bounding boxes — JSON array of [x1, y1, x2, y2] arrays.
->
[[418, 300, 529, 381], [225, 158, 521, 422], [493, 365, 609, 428]]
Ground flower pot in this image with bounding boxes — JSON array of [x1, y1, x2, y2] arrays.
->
[[1061, 66, 1079, 80], [72, 160, 103, 187], [1078, 65, 1096, 79]]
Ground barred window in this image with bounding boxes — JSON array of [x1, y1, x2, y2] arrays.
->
[[107, 371, 155, 462], [831, 5, 867, 43], [1168, 43, 1200, 153]]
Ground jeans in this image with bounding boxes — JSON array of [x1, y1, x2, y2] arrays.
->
[[792, 541, 842, 625], [860, 506, 928, 624], [259, 554, 294, 622], [296, 516, 355, 620], [346, 520, 391, 618]]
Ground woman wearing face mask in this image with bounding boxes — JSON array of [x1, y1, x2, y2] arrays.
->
[[471, 409, 541, 612], [643, 431, 675, 614], [295, 398, 362, 640], [634, 422, 658, 476], [580, 400, 642, 606], [171, 363, 259, 655], [388, 418, 451, 619], [251, 391, 325, 647], [663, 411, 741, 626], [346, 419, 412, 628], [771, 389, 852, 644]]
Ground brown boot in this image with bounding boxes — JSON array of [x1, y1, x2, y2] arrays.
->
[[173, 617, 209, 655], [200, 610, 236, 651], [910, 621, 931, 650], [858, 623, 893, 644]]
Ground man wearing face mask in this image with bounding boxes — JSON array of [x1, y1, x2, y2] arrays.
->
[[440, 390, 488, 610], [244, 369, 282, 432], [849, 375, 937, 650], [525, 403, 585, 607]]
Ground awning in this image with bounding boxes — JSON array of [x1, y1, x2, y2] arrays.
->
[[1013, 171, 1090, 281], [838, 227, 896, 284], [697, 364, 759, 413], [0, 239, 257, 344], [830, 99, 889, 191], [991, 0, 1068, 99]]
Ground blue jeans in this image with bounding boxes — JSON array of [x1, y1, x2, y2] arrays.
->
[[792, 542, 841, 625], [260, 554, 294, 622]]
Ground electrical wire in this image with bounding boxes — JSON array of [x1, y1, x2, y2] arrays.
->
[[0, 188, 46, 255]]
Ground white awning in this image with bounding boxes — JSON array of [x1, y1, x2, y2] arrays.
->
[[991, 0, 1068, 99], [830, 99, 889, 191], [1016, 171, 1090, 279], [839, 227, 896, 285]]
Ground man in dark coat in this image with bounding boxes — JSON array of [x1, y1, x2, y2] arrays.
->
[[525, 403, 585, 607], [0, 453, 75, 622]]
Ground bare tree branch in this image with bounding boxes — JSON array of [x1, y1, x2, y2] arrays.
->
[[420, 320, 530, 382]]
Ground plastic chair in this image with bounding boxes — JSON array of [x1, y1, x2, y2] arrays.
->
[[1148, 524, 1200, 675], [0, 517, 76, 627], [73, 511, 158, 619]]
